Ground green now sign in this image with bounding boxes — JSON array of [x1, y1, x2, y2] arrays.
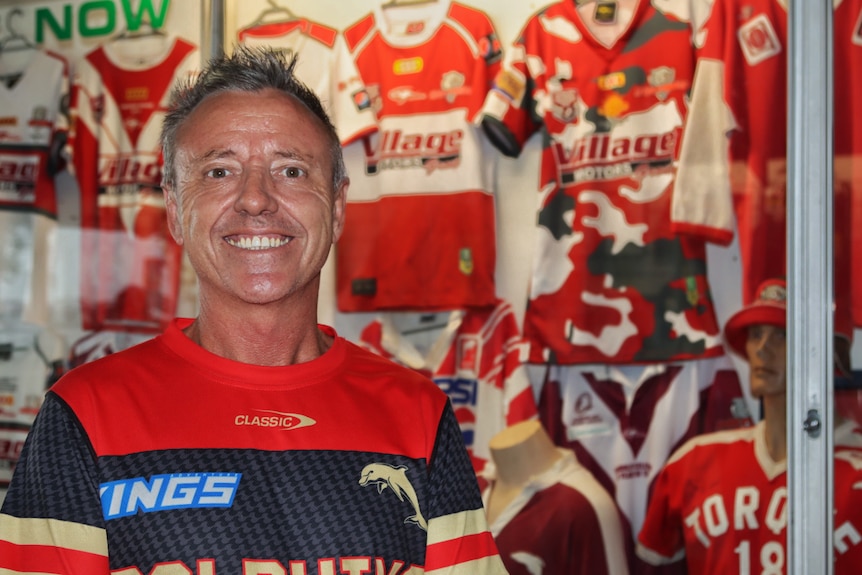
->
[[35, 0, 170, 42]]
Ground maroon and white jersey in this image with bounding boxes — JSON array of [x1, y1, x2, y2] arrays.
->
[[538, 356, 752, 541], [481, 449, 630, 575], [480, 0, 723, 365], [72, 37, 199, 333], [0, 49, 69, 323], [339, 0, 502, 312], [835, 0, 862, 327], [237, 19, 377, 145], [637, 423, 862, 575], [670, 0, 854, 337], [359, 299, 537, 476]]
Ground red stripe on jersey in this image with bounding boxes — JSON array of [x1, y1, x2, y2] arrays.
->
[[424, 531, 499, 571], [0, 540, 109, 574]]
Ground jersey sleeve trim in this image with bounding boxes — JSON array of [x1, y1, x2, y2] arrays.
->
[[0, 514, 109, 573], [635, 541, 685, 566]]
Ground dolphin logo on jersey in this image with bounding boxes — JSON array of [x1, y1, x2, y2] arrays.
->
[[358, 462, 428, 531]]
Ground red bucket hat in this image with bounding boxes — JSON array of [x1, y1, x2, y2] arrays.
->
[[723, 278, 787, 359]]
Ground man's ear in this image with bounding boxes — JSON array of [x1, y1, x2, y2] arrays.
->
[[163, 184, 184, 246], [332, 177, 348, 243]]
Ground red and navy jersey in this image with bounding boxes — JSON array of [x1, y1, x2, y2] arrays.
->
[[480, 0, 724, 365], [71, 37, 199, 334], [0, 319, 506, 574], [481, 449, 631, 575], [338, 0, 502, 312], [637, 423, 862, 575], [358, 299, 537, 476], [0, 49, 69, 323]]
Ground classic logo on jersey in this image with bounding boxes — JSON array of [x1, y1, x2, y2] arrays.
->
[[235, 409, 316, 430], [739, 14, 782, 66], [393, 57, 424, 75], [359, 462, 428, 531], [363, 129, 463, 175], [100, 472, 241, 520]]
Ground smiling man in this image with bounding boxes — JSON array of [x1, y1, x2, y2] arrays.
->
[[636, 278, 862, 574], [0, 47, 507, 575]]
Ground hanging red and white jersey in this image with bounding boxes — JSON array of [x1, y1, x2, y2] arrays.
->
[[339, 0, 502, 312], [481, 449, 630, 575], [480, 0, 724, 365], [359, 299, 537, 475], [835, 0, 862, 327], [237, 18, 377, 145], [671, 0, 854, 337], [538, 356, 752, 544], [637, 423, 862, 575], [72, 37, 199, 334], [0, 49, 69, 324]]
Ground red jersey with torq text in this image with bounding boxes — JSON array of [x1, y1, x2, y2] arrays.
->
[[480, 0, 723, 364], [637, 424, 862, 574], [72, 38, 198, 333], [339, 0, 501, 312]]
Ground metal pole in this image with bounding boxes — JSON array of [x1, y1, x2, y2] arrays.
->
[[787, 0, 834, 573]]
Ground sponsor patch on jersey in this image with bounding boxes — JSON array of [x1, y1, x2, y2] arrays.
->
[[597, 71, 627, 92], [459, 248, 474, 275], [352, 277, 377, 296], [551, 89, 579, 122], [456, 335, 481, 376], [594, 1, 618, 24], [352, 88, 372, 111], [493, 69, 526, 103], [100, 472, 241, 520], [393, 57, 424, 75], [738, 14, 782, 66]]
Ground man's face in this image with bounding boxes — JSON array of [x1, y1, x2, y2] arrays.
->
[[164, 88, 346, 308], [746, 323, 787, 398]]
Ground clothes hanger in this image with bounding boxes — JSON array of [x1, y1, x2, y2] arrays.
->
[[113, 19, 167, 41], [0, 8, 37, 54], [250, 0, 300, 27], [381, 0, 439, 8]]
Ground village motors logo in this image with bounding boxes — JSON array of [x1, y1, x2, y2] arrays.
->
[[234, 409, 316, 430]]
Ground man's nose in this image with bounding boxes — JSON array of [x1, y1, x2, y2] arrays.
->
[[235, 168, 278, 215]]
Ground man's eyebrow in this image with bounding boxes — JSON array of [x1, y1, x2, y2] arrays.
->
[[196, 148, 237, 161]]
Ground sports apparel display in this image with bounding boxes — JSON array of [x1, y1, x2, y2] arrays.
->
[[670, 0, 854, 337], [0, 319, 507, 574], [538, 355, 752, 542], [0, 48, 69, 323], [480, 0, 724, 365], [637, 422, 862, 574], [338, 0, 502, 312], [482, 448, 630, 575], [0, 321, 64, 495], [72, 36, 199, 334], [358, 299, 537, 476], [237, 17, 377, 145]]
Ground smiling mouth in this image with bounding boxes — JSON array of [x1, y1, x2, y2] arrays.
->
[[226, 235, 290, 250]]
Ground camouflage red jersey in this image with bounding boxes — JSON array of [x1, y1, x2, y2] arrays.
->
[[480, 0, 724, 365], [0, 319, 507, 575]]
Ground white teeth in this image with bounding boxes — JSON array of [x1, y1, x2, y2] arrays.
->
[[227, 236, 289, 250]]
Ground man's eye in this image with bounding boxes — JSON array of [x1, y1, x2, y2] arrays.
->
[[207, 168, 229, 178], [284, 166, 306, 178]]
